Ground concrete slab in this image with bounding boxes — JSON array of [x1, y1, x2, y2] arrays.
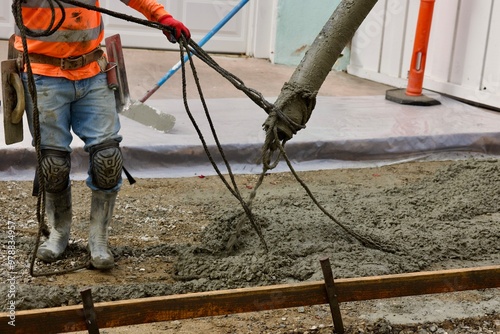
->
[[2, 40, 500, 181]]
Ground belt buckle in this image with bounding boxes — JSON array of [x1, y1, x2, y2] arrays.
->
[[61, 56, 84, 70]]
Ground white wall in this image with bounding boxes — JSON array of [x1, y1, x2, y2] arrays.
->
[[1, 1, 257, 55], [272, 0, 341, 66], [349, 0, 500, 109], [1, 2, 15, 39], [101, 0, 251, 54]]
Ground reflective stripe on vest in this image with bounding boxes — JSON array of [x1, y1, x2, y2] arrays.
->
[[15, 1, 103, 58]]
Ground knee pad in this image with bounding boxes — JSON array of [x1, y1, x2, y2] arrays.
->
[[41, 150, 71, 193], [90, 141, 123, 190]]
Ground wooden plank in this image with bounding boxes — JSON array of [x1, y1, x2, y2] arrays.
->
[[1, 265, 499, 334], [320, 257, 344, 334], [80, 288, 100, 334], [337, 265, 500, 301]]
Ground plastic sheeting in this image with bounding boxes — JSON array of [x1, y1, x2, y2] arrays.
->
[[2, 94, 500, 181]]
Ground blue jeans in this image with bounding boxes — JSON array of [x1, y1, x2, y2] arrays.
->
[[22, 72, 123, 191]]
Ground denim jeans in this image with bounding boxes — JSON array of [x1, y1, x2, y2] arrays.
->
[[22, 72, 123, 191]]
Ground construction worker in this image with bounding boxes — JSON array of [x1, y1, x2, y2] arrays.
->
[[13, 0, 190, 270]]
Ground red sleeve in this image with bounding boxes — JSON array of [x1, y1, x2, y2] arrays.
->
[[127, 0, 170, 21]]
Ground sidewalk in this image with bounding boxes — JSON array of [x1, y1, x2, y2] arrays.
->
[[2, 40, 500, 180]]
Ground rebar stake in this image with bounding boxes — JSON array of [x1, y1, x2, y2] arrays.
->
[[80, 287, 100, 334], [320, 257, 345, 334]]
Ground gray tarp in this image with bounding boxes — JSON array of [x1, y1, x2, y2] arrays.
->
[[2, 94, 500, 181]]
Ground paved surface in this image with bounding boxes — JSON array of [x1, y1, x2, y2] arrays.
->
[[2, 40, 500, 180]]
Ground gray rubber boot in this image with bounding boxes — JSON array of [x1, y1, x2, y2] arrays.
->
[[36, 186, 72, 262], [89, 190, 117, 270]]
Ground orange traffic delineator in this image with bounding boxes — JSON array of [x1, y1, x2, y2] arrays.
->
[[386, 0, 441, 106]]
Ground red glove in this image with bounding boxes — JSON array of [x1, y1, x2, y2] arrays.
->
[[158, 15, 191, 43]]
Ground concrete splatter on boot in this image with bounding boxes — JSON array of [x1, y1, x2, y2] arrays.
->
[[89, 190, 117, 270], [37, 186, 72, 262]]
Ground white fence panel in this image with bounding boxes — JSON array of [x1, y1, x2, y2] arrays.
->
[[0, 2, 15, 40], [349, 0, 500, 109]]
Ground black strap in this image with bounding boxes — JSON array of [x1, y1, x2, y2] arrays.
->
[[32, 169, 39, 197], [123, 166, 136, 185]]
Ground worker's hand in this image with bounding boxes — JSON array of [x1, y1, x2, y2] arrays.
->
[[158, 15, 191, 43]]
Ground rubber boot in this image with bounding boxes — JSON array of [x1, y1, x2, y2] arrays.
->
[[36, 186, 72, 262], [89, 190, 117, 270]]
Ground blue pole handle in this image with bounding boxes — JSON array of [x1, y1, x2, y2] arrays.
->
[[158, 0, 249, 87]]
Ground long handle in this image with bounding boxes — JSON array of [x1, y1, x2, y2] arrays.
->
[[140, 0, 250, 103]]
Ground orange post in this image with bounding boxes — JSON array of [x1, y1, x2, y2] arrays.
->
[[406, 0, 436, 96]]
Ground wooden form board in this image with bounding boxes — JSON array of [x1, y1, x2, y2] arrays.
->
[[1, 265, 499, 334]]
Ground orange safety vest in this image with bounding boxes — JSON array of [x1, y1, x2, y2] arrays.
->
[[14, 0, 169, 80]]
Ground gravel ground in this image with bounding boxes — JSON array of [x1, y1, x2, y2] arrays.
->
[[1, 158, 499, 333]]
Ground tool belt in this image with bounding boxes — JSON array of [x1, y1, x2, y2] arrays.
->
[[18, 48, 104, 71]]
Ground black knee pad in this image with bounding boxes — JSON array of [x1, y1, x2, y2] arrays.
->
[[41, 150, 71, 193], [89, 141, 123, 190]]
